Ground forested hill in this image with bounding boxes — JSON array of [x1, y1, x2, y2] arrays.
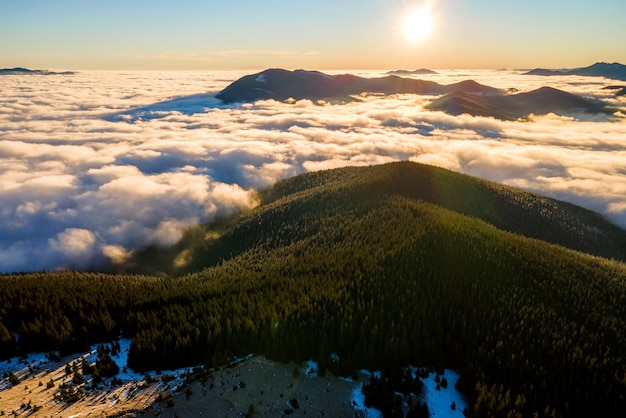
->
[[139, 161, 626, 276], [262, 162, 625, 258], [2, 162, 626, 417]]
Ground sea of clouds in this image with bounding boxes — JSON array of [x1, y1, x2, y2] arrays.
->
[[1, 69, 625, 272]]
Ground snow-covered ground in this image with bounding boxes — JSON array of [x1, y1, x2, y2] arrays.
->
[[0, 351, 49, 376], [304, 359, 319, 376], [112, 338, 146, 381], [2, 343, 467, 417], [0, 351, 51, 390], [351, 384, 385, 418], [420, 369, 467, 417], [350, 367, 467, 418], [0, 338, 190, 387]]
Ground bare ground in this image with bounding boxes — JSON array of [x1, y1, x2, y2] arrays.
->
[[140, 357, 367, 418], [1, 354, 368, 417], [0, 352, 165, 417]]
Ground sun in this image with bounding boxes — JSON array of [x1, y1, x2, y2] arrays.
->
[[404, 6, 433, 42]]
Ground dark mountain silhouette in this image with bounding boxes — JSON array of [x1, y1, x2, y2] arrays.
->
[[574, 62, 626, 79], [524, 62, 626, 81], [216, 68, 500, 103], [604, 85, 626, 97], [104, 93, 224, 122], [524, 68, 563, 76], [386, 68, 438, 76], [0, 67, 75, 75], [427, 86, 611, 120], [427, 90, 518, 120], [216, 69, 612, 119]]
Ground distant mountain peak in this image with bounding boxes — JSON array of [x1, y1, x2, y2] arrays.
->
[[386, 69, 438, 76], [0, 67, 75, 76], [524, 62, 626, 81], [427, 86, 611, 120]]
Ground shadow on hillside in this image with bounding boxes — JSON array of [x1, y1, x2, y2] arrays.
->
[[104, 93, 233, 122]]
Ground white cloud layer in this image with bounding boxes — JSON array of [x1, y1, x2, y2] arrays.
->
[[0, 70, 625, 272]]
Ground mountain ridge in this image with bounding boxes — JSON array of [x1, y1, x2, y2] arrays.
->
[[427, 86, 612, 120], [0, 67, 75, 76], [216, 68, 500, 103], [524, 61, 626, 81], [216, 68, 613, 119], [386, 68, 439, 76]]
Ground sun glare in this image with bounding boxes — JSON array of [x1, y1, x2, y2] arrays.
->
[[404, 6, 432, 42]]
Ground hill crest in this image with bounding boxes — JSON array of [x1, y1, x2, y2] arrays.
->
[[131, 161, 626, 276], [427, 86, 612, 120]]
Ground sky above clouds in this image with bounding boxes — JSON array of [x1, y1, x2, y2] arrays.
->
[[1, 0, 626, 70], [0, 70, 625, 272]]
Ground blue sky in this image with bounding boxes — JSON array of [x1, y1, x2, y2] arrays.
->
[[1, 0, 625, 70]]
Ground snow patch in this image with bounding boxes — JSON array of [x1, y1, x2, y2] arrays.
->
[[256, 74, 267, 83], [419, 369, 467, 416], [353, 367, 467, 417], [0, 338, 193, 389], [0, 351, 51, 377], [359, 369, 381, 379], [111, 338, 145, 381], [351, 385, 384, 418], [304, 360, 318, 376]]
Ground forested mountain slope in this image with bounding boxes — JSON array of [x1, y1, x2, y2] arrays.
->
[[2, 162, 626, 417], [142, 161, 625, 276]]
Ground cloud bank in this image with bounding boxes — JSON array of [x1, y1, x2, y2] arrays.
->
[[1, 70, 625, 272]]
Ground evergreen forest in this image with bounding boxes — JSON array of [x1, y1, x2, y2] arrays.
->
[[1, 161, 626, 417]]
